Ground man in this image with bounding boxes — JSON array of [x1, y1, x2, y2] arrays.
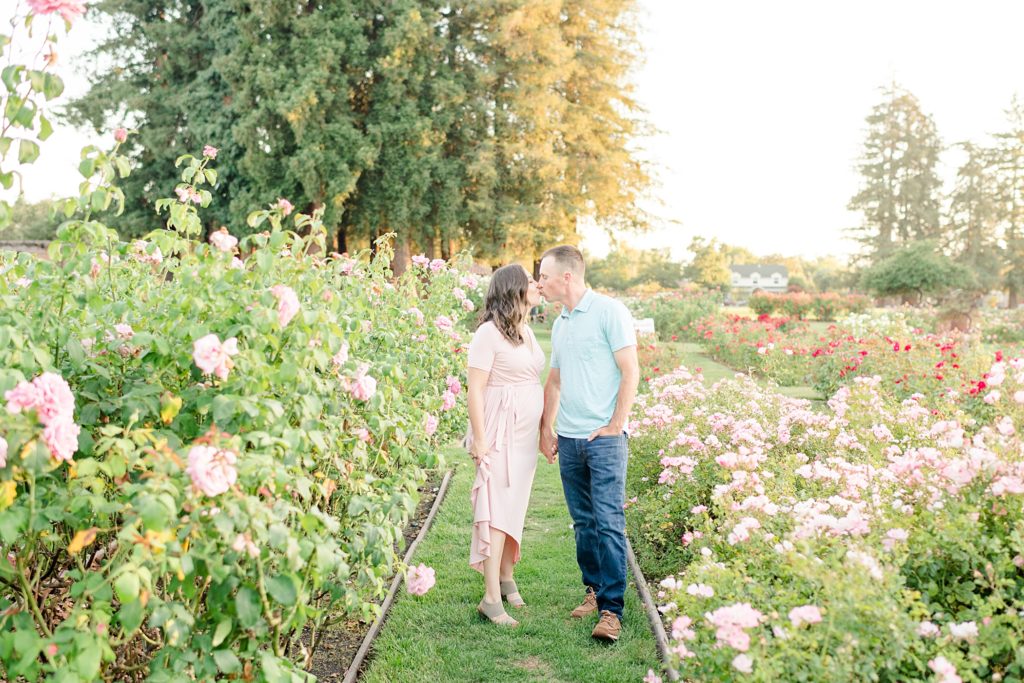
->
[[537, 245, 639, 643]]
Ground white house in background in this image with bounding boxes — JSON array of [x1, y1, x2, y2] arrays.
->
[[730, 264, 789, 295]]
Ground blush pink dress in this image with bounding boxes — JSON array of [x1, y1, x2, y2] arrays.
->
[[466, 321, 544, 574]]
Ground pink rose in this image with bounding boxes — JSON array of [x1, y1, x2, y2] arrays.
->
[[332, 342, 350, 367], [131, 240, 163, 265], [354, 428, 371, 443], [270, 285, 300, 327], [43, 418, 80, 462], [193, 334, 239, 380], [203, 145, 218, 159], [232, 533, 259, 558], [424, 413, 439, 436], [209, 228, 238, 253], [113, 128, 127, 143], [5, 372, 76, 426], [186, 445, 238, 497], [429, 259, 446, 273], [928, 656, 961, 683], [348, 365, 377, 402], [461, 298, 475, 312], [441, 390, 457, 411], [27, 0, 85, 22], [275, 198, 294, 216], [732, 654, 753, 674], [406, 563, 436, 596], [446, 376, 461, 396], [411, 254, 430, 268], [435, 315, 453, 331], [788, 605, 822, 627]]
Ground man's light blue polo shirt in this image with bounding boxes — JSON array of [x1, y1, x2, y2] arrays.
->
[[550, 289, 637, 438]]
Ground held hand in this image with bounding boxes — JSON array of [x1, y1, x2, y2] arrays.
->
[[539, 431, 557, 464], [587, 424, 622, 442]]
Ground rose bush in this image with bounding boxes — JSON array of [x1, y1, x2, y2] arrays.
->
[[627, 362, 1024, 681], [0, 140, 475, 680]]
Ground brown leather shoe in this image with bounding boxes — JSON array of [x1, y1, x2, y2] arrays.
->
[[591, 610, 621, 642], [570, 588, 598, 619]]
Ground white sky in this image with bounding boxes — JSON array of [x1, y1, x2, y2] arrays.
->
[[11, 1, 1024, 263]]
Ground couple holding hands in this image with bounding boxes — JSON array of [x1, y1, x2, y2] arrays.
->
[[465, 245, 639, 642]]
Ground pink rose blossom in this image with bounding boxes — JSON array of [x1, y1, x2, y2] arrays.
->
[[705, 603, 763, 651], [917, 621, 940, 638], [643, 670, 662, 683], [232, 533, 259, 558], [691, 505, 708, 514], [230, 257, 244, 270], [1013, 555, 1024, 568], [203, 145, 218, 159], [43, 418, 80, 462], [732, 654, 753, 674], [347, 364, 377, 402], [353, 428, 371, 443], [192, 334, 239, 380], [411, 254, 430, 268], [948, 621, 978, 641], [5, 372, 76, 426], [113, 128, 127, 143], [446, 376, 462, 396], [186, 445, 238, 497], [441, 390, 457, 411], [429, 259, 446, 273], [209, 228, 238, 253], [424, 413, 439, 436], [275, 198, 294, 216], [1014, 390, 1024, 404], [332, 342, 350, 367], [435, 315, 453, 331], [928, 656, 962, 683], [687, 583, 714, 598], [462, 298, 475, 312], [460, 274, 479, 289], [406, 563, 436, 596], [270, 284, 300, 327], [788, 605, 822, 627], [27, 0, 85, 22], [131, 240, 163, 265]]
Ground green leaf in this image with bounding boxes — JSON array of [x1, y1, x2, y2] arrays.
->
[[78, 158, 95, 178], [0, 172, 12, 190], [90, 188, 108, 212], [115, 156, 131, 178], [42, 73, 63, 100], [38, 114, 52, 141], [114, 571, 140, 603], [234, 586, 262, 629], [0, 136, 10, 157], [213, 650, 241, 674], [75, 641, 101, 679], [266, 574, 298, 607], [17, 139, 39, 164], [1, 65, 21, 93], [117, 598, 144, 634], [212, 619, 232, 647]]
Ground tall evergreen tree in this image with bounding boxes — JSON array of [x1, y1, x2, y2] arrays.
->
[[848, 84, 943, 263], [946, 142, 1001, 292], [66, 0, 652, 263], [990, 97, 1024, 307]]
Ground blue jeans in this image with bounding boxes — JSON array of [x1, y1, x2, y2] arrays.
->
[[558, 433, 628, 618]]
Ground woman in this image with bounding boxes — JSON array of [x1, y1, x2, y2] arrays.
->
[[466, 264, 544, 627]]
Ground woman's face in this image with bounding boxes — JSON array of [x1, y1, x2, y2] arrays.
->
[[525, 269, 541, 307]]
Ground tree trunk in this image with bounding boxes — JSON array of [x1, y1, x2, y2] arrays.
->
[[1010, 285, 1019, 310], [440, 233, 451, 260], [393, 235, 410, 278], [335, 224, 348, 255]]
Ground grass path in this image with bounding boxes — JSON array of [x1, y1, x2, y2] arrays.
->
[[678, 342, 823, 402], [360, 458, 661, 682]]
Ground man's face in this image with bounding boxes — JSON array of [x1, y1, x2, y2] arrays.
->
[[537, 257, 568, 303]]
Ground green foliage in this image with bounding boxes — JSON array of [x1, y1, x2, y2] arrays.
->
[[683, 236, 732, 290], [860, 241, 974, 302], [68, 0, 652, 264], [587, 246, 682, 291], [629, 290, 721, 342], [0, 145, 476, 679]]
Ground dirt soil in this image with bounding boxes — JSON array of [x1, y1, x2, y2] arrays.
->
[[305, 472, 445, 682]]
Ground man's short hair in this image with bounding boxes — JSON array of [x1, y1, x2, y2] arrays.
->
[[542, 245, 586, 276]]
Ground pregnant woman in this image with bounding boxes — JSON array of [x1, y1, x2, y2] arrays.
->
[[466, 264, 547, 627]]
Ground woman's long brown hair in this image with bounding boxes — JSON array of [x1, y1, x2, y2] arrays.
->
[[478, 264, 529, 345]]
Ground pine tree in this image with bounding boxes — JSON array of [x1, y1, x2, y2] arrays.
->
[[848, 84, 943, 263], [990, 97, 1024, 307], [947, 142, 1001, 292]]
